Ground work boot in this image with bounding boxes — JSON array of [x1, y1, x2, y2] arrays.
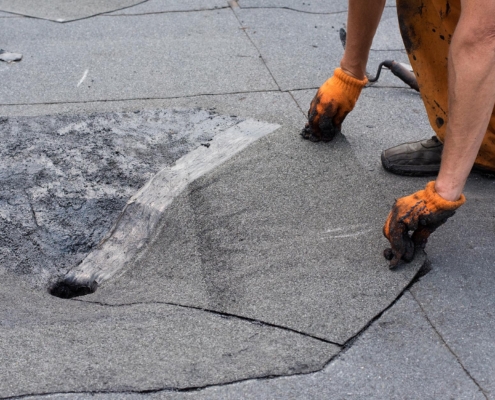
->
[[381, 136, 442, 177]]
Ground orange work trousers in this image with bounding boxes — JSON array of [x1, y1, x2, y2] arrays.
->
[[396, 0, 495, 171]]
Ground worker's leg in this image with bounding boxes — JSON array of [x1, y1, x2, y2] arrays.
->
[[383, 0, 495, 173], [475, 117, 495, 172], [396, 0, 458, 141], [303, 0, 385, 141]]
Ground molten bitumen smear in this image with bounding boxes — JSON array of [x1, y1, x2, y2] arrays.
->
[[0, 109, 245, 289], [51, 119, 280, 298]]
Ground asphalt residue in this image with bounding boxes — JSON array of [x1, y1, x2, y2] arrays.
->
[[0, 109, 242, 288]]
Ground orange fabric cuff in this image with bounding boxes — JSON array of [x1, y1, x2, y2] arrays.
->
[[423, 181, 466, 211], [333, 68, 368, 99]]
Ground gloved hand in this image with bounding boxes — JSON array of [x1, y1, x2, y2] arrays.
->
[[301, 68, 368, 142], [383, 181, 465, 268]]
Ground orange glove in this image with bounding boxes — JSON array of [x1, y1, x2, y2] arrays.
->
[[383, 181, 466, 268], [302, 68, 368, 142]]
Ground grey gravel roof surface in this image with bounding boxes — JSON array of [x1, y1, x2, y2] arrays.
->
[[1, 1, 493, 399]]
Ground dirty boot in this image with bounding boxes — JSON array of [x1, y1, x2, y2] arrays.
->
[[382, 136, 495, 177], [381, 136, 443, 177]]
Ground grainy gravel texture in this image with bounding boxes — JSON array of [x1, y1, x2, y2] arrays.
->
[[0, 109, 241, 288], [0, 0, 145, 22], [1, 0, 494, 398]]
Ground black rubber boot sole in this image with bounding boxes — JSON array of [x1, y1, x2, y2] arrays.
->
[[380, 137, 443, 177], [380, 152, 440, 177], [381, 137, 495, 178]]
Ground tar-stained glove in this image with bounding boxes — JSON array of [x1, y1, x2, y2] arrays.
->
[[301, 68, 368, 142], [383, 181, 466, 268]]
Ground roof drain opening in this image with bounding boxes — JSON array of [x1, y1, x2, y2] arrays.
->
[[49, 275, 98, 299]]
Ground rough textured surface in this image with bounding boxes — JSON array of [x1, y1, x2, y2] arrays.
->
[[235, 8, 345, 91], [1, 269, 338, 399], [83, 124, 425, 344], [1, 83, 479, 400], [0, 91, 303, 126], [2, 2, 493, 398], [55, 120, 279, 297], [371, 7, 404, 51], [0, 10, 18, 17], [290, 87, 428, 171], [366, 50, 412, 88], [106, 0, 228, 15], [0, 49, 22, 62], [0, 10, 277, 105], [0, 0, 145, 22], [234, 7, 406, 92], [237, 0, 397, 12], [238, 0, 349, 13], [23, 293, 485, 400], [0, 109, 241, 288], [411, 176, 495, 398]]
